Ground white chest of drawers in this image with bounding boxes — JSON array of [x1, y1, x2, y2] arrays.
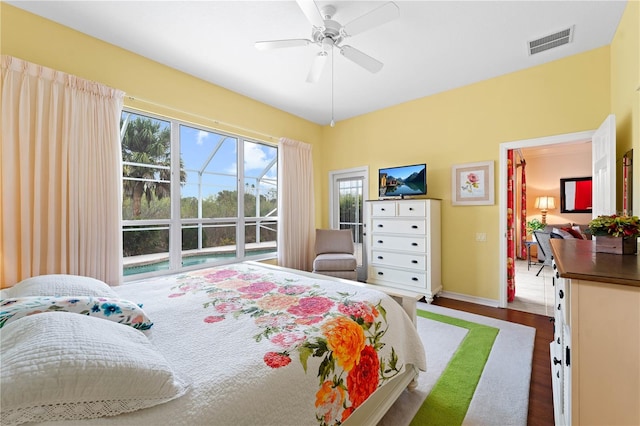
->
[[365, 199, 442, 302]]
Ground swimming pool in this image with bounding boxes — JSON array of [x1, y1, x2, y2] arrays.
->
[[124, 250, 275, 276]]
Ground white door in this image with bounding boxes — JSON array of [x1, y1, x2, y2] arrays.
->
[[591, 114, 616, 217], [329, 167, 368, 281]]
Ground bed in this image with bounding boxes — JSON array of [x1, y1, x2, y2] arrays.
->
[[1, 261, 426, 426]]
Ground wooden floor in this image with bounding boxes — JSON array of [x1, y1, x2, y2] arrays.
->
[[432, 297, 555, 426]]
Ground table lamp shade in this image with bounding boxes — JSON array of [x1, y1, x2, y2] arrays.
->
[[535, 196, 555, 210]]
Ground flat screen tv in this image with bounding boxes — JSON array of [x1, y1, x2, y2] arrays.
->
[[378, 163, 427, 198]]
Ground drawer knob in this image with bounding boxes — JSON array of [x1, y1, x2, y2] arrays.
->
[[557, 371, 560, 379], [411, 277, 418, 281], [411, 225, 418, 229], [557, 304, 561, 311], [377, 240, 384, 244], [381, 208, 386, 211], [411, 242, 418, 246], [553, 357, 562, 365], [378, 224, 384, 228], [557, 337, 560, 344], [409, 207, 414, 211], [411, 260, 418, 264], [558, 290, 564, 299], [377, 271, 384, 276], [377, 256, 383, 260]]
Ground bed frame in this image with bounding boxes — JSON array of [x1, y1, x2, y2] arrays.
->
[[244, 261, 423, 424]]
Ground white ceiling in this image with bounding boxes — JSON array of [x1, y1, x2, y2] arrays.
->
[[8, 0, 627, 125]]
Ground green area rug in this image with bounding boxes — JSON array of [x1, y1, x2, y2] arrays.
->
[[410, 310, 499, 426]]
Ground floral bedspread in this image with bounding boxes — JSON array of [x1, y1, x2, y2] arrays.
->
[[56, 263, 426, 426]]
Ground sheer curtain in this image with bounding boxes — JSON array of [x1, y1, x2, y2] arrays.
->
[[277, 137, 315, 271], [1, 56, 124, 287]]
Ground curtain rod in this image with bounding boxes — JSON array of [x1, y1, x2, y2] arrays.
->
[[125, 95, 279, 142]]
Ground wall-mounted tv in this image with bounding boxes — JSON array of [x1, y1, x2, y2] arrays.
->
[[378, 163, 427, 198]]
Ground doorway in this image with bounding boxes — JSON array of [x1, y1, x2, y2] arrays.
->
[[329, 167, 369, 281], [498, 130, 595, 312]]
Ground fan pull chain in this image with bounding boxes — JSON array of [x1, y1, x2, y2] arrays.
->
[[330, 47, 335, 128]]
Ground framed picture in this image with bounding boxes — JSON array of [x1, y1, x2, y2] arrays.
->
[[451, 161, 494, 206], [560, 176, 592, 213]]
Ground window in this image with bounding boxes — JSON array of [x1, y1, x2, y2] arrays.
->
[[121, 110, 277, 278]]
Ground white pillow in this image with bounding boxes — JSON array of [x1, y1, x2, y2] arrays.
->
[[0, 312, 189, 426], [4, 274, 118, 298]]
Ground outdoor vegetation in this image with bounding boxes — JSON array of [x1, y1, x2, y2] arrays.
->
[[121, 116, 277, 258]]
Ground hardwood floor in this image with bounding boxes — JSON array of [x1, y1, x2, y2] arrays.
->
[[432, 297, 555, 426]]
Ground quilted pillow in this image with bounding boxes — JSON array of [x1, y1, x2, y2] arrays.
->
[[0, 312, 189, 426], [0, 296, 153, 331], [4, 274, 118, 298]]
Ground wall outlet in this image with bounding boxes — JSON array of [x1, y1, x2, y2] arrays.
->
[[476, 232, 487, 242]]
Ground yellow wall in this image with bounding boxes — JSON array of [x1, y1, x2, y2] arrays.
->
[[319, 47, 611, 301], [610, 0, 640, 215], [0, 3, 325, 225], [2, 3, 638, 302]]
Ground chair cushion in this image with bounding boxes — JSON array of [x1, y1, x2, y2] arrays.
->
[[313, 253, 357, 272]]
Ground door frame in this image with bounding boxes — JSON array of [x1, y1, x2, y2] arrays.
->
[[328, 166, 369, 280], [498, 131, 594, 308]]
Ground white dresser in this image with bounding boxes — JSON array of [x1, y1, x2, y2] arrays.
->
[[365, 199, 441, 302]]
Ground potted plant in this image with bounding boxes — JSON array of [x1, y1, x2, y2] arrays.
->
[[588, 214, 640, 254], [526, 218, 546, 235]]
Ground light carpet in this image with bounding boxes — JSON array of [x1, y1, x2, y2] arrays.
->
[[378, 302, 536, 426]]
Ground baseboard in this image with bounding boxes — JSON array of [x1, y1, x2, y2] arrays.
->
[[438, 291, 500, 308]]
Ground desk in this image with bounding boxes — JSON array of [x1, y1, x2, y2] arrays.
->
[[524, 240, 538, 270]]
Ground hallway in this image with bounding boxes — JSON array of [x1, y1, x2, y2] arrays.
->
[[509, 259, 554, 317]]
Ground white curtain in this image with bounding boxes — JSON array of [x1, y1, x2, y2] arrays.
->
[[1, 56, 124, 287], [277, 137, 315, 271]]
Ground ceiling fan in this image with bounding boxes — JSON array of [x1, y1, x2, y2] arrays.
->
[[255, 0, 400, 83]]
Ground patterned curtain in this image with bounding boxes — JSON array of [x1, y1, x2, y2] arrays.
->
[[520, 159, 527, 259], [507, 150, 516, 302]]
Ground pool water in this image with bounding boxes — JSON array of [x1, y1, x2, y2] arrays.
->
[[124, 250, 275, 276]]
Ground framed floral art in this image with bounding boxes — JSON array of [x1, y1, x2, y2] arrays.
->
[[451, 161, 495, 206]]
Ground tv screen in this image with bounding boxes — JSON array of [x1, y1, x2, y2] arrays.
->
[[379, 163, 427, 197]]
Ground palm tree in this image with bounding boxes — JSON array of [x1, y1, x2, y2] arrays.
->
[[121, 117, 184, 218]]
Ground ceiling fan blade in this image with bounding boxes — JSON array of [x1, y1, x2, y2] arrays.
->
[[295, 0, 325, 29], [342, 2, 400, 37], [340, 45, 383, 73], [255, 39, 311, 51], [306, 52, 328, 83]]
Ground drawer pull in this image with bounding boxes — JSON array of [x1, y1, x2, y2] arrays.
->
[[557, 304, 561, 311], [557, 337, 560, 344], [411, 277, 418, 281], [553, 357, 562, 366], [377, 272, 384, 276], [411, 260, 418, 264], [558, 290, 564, 299], [377, 256, 384, 260], [378, 224, 384, 228], [409, 207, 414, 210], [556, 371, 560, 379], [411, 242, 418, 246], [377, 240, 384, 244], [381, 208, 386, 211], [411, 225, 418, 229]]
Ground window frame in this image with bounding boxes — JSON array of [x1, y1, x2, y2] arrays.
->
[[121, 108, 278, 281]]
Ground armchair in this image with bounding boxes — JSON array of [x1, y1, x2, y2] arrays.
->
[[312, 229, 357, 280]]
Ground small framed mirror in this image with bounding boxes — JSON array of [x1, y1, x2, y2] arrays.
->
[[560, 177, 592, 213]]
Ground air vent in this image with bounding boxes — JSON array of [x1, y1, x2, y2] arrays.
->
[[528, 26, 574, 55]]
